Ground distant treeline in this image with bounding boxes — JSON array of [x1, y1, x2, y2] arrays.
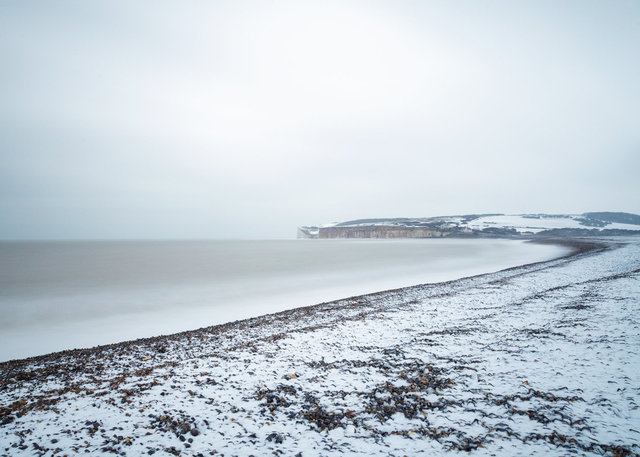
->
[[537, 228, 640, 237], [583, 212, 640, 226]]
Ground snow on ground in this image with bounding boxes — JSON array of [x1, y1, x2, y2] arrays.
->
[[1, 237, 639, 456], [462, 214, 640, 233], [312, 213, 640, 234], [464, 215, 586, 233]]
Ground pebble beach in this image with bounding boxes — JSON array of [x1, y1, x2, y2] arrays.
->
[[1, 237, 639, 456]]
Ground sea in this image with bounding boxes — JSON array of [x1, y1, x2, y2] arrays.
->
[[0, 238, 568, 361]]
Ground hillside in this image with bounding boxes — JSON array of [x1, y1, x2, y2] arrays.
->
[[298, 212, 640, 239]]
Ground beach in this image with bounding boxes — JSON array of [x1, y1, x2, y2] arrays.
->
[[1, 237, 639, 456], [0, 238, 566, 361], [3, 0, 639, 454]]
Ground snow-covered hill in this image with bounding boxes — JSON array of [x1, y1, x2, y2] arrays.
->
[[298, 212, 640, 238], [458, 213, 640, 234]]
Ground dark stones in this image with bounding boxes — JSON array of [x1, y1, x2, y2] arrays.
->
[[266, 432, 284, 444]]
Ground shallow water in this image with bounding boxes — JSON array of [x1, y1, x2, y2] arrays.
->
[[0, 239, 568, 361]]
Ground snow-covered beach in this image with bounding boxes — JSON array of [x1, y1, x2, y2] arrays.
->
[[1, 236, 639, 456], [3, 0, 639, 454]]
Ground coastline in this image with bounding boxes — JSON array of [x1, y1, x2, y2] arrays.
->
[[0, 238, 569, 362], [0, 238, 585, 367], [1, 237, 638, 456]]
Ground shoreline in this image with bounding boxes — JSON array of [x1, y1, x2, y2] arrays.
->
[[0, 237, 594, 368], [2, 236, 638, 456], [0, 237, 575, 365]]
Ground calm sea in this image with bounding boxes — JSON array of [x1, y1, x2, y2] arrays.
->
[[0, 239, 568, 361]]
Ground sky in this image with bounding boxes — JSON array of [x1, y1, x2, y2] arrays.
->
[[1, 0, 639, 239]]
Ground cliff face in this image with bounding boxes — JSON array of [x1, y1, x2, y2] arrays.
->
[[297, 226, 319, 239], [318, 226, 447, 239]]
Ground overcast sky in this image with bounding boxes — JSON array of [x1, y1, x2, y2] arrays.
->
[[1, 0, 639, 239]]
